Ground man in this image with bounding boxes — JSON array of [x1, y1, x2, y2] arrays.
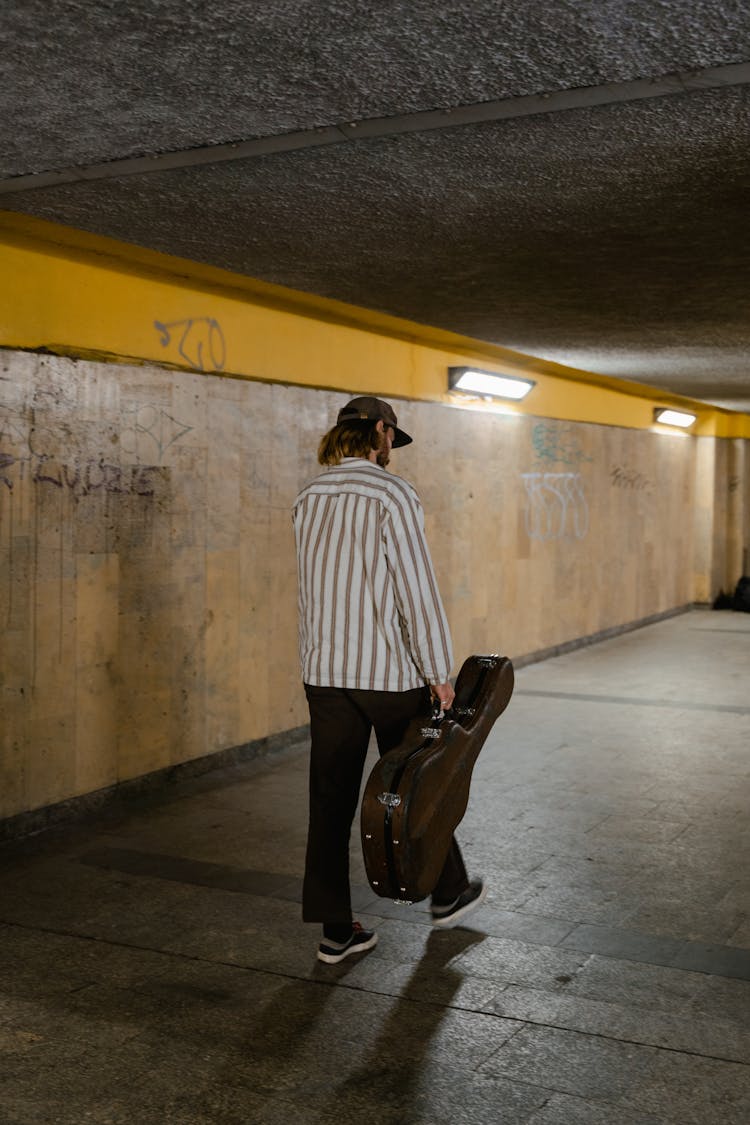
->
[[293, 395, 486, 964]]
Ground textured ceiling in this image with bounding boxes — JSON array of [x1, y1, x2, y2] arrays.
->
[[2, 1, 749, 410]]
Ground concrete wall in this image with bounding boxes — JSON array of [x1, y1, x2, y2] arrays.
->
[[4, 348, 740, 824], [692, 435, 750, 603]]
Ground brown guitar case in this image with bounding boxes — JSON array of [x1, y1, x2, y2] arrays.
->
[[360, 654, 514, 903]]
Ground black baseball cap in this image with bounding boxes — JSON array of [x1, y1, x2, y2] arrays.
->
[[336, 396, 412, 447]]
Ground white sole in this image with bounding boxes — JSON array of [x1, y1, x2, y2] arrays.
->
[[431, 883, 488, 928], [317, 932, 378, 964]]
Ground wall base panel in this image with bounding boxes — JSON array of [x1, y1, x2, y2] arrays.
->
[[512, 604, 694, 668], [0, 723, 309, 844]]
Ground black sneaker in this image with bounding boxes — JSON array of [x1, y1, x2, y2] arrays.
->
[[431, 879, 487, 927], [317, 921, 378, 964]]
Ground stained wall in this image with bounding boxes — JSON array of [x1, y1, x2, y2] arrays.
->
[[1, 349, 722, 822]]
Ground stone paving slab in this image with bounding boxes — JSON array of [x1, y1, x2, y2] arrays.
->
[[525, 1094, 664, 1125], [487, 982, 750, 1063]]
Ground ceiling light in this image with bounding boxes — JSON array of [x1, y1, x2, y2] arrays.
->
[[653, 408, 696, 428], [449, 367, 535, 401]]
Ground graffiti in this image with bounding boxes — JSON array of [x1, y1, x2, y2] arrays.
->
[[1, 402, 108, 468], [729, 475, 741, 494], [0, 400, 183, 499], [610, 466, 653, 492], [521, 471, 589, 540], [0, 405, 41, 492], [121, 405, 193, 460], [531, 422, 593, 466], [0, 406, 31, 451], [0, 451, 14, 490], [0, 449, 161, 498], [154, 316, 226, 372]]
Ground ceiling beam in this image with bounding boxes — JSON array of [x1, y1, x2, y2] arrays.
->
[[2, 60, 749, 196]]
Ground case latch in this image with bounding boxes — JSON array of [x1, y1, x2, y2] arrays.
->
[[377, 792, 402, 808]]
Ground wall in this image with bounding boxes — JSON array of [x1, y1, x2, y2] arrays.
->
[[1, 213, 748, 826], [726, 438, 749, 585], [1, 349, 723, 823], [692, 435, 750, 603]]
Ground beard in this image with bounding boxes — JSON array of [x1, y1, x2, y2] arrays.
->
[[375, 435, 391, 468]]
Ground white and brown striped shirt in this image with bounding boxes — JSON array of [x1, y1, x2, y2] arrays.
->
[[293, 458, 453, 691]]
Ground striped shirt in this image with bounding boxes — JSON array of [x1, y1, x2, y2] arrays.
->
[[293, 458, 453, 691]]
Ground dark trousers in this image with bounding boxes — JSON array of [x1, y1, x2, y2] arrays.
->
[[303, 683, 469, 923]]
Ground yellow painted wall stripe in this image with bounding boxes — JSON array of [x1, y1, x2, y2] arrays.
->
[[1, 210, 748, 439]]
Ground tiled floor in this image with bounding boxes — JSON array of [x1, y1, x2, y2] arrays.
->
[[1, 609, 749, 1123]]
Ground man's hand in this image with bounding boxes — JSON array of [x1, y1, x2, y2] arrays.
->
[[431, 681, 455, 712]]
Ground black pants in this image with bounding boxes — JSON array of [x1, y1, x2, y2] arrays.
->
[[303, 683, 469, 923]]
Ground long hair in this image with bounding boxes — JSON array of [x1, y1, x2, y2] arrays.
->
[[318, 420, 381, 466]]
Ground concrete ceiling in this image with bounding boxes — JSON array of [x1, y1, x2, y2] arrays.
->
[[2, 1, 750, 411]]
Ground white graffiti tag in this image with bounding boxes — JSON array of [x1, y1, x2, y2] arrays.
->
[[521, 471, 589, 541]]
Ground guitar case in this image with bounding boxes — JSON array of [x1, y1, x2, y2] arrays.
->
[[360, 654, 514, 903]]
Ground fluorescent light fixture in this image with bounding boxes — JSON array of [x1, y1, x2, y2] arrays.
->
[[653, 408, 696, 428], [449, 366, 535, 401]]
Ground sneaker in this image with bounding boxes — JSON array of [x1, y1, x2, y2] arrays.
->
[[431, 879, 487, 928], [317, 922, 378, 964]]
